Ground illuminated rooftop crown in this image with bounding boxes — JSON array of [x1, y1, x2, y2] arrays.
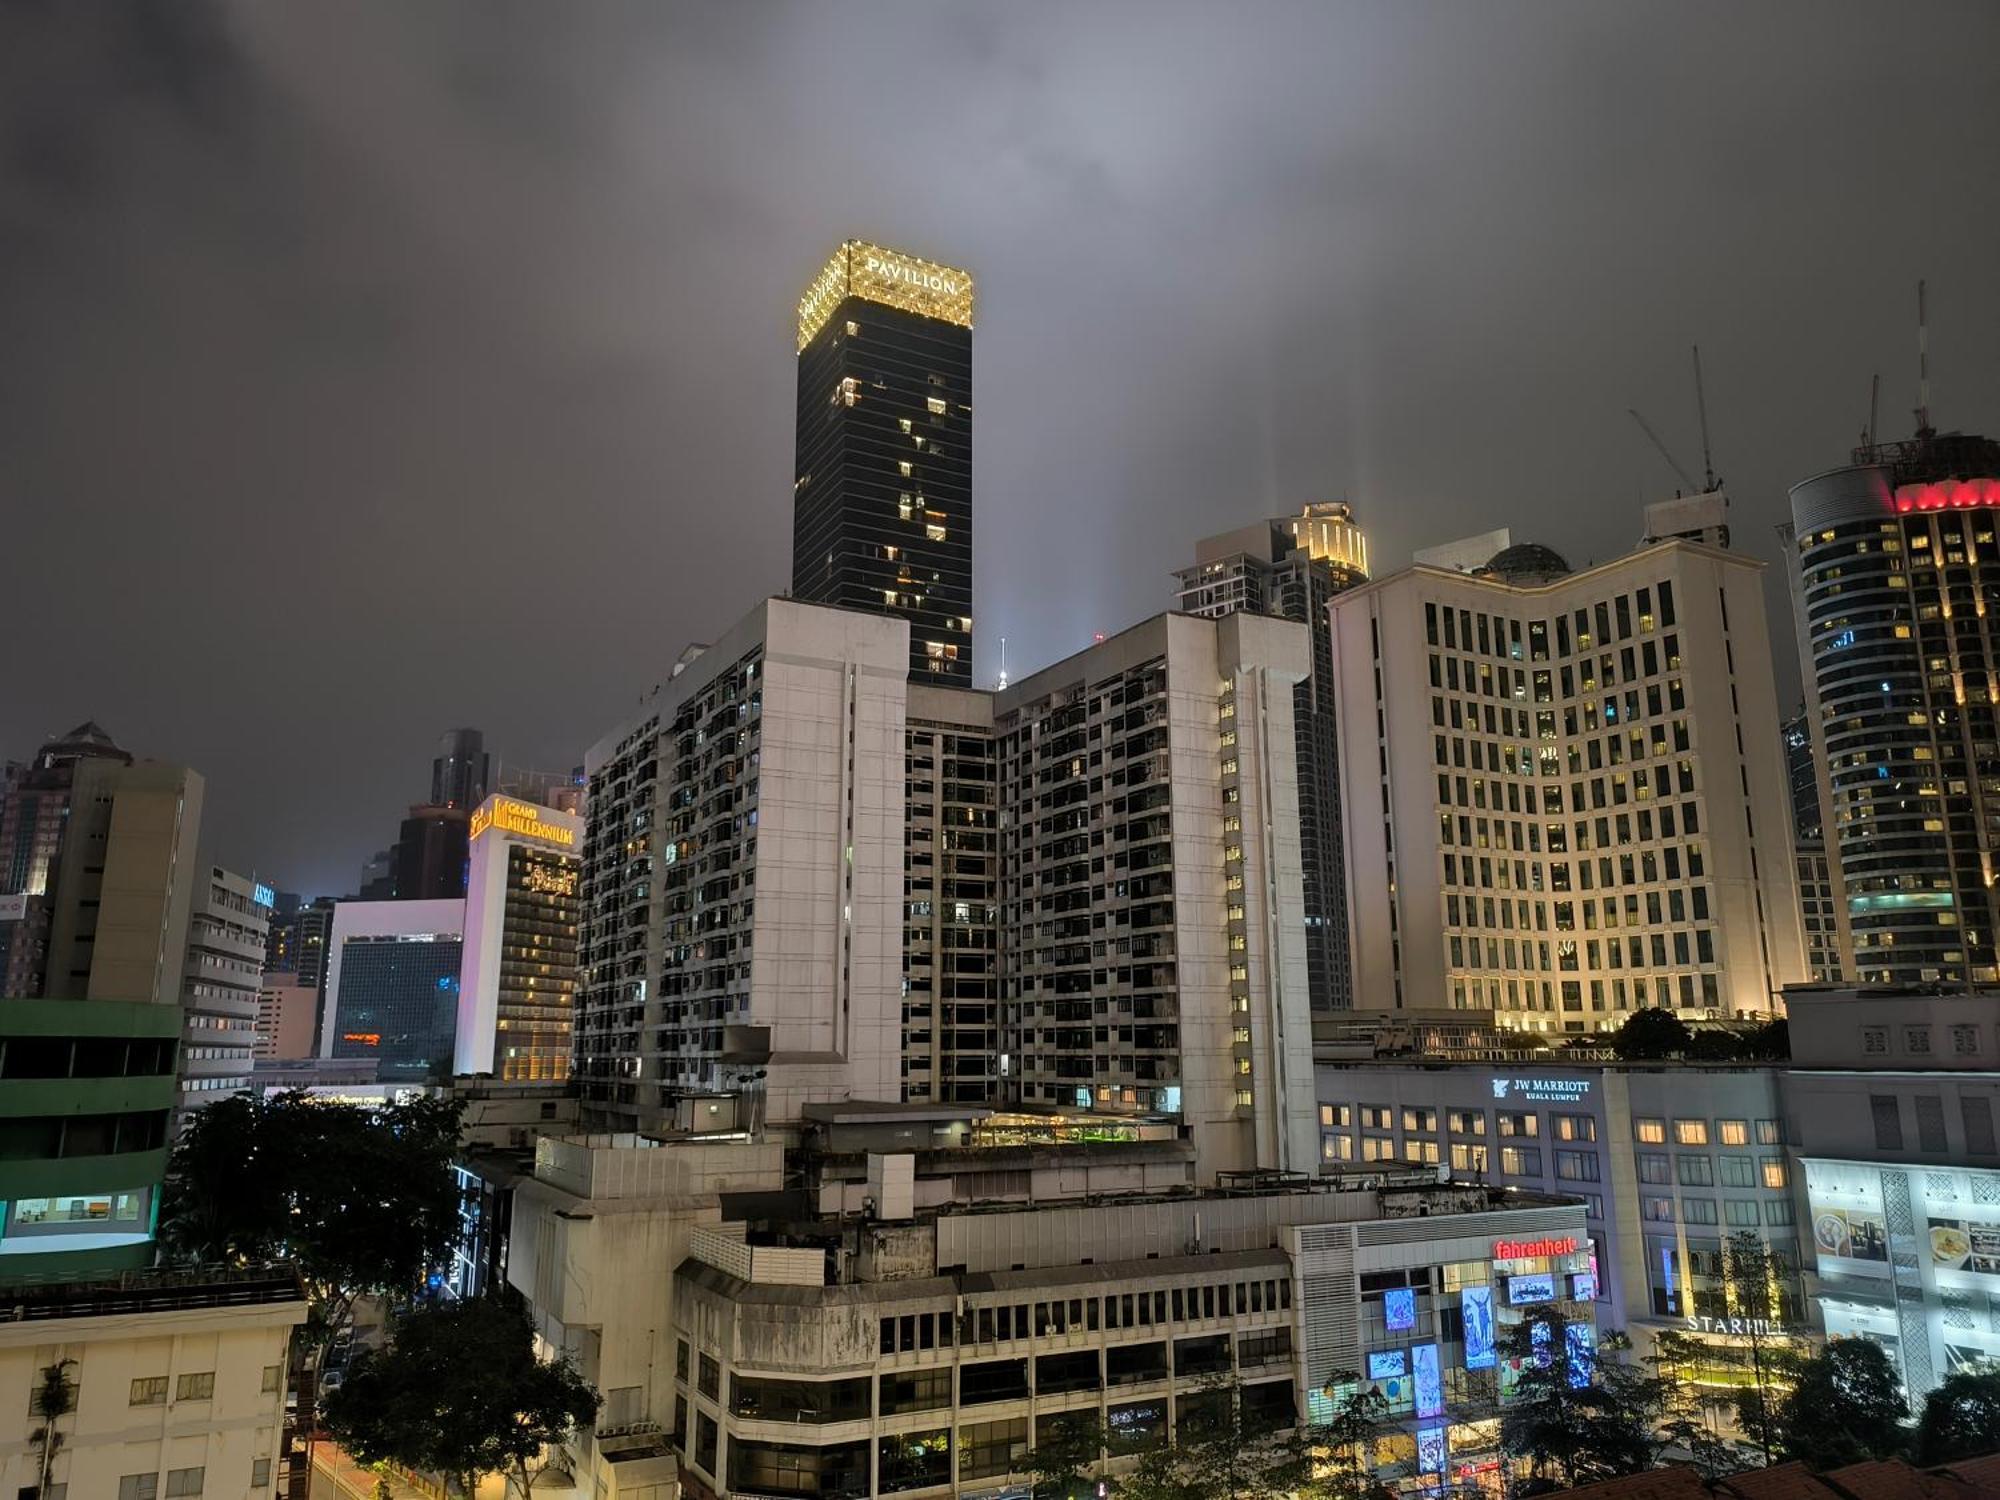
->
[[797, 240, 975, 352]]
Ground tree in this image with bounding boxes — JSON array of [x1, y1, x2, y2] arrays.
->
[[1172, 1375, 1310, 1500], [325, 1294, 601, 1497], [1764, 1337, 1908, 1469], [1915, 1369, 2000, 1465], [1499, 1308, 1666, 1489], [1747, 1018, 1790, 1061], [27, 1357, 75, 1500], [160, 1090, 466, 1365], [1020, 1411, 1103, 1500], [1611, 1008, 1691, 1060], [1686, 1029, 1748, 1062], [1300, 1374, 1395, 1500]]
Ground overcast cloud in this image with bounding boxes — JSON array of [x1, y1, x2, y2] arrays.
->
[[4, 0, 1999, 893]]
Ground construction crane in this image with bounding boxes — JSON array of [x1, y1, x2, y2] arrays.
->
[[1692, 344, 1720, 491], [1628, 408, 1699, 495]]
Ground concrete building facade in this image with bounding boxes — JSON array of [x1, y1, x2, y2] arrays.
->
[[0, 1266, 305, 1500], [1175, 503, 1371, 1013], [1314, 1051, 1803, 1375], [177, 866, 271, 1118], [577, 600, 909, 1132], [1786, 986, 2000, 1403], [1329, 537, 1806, 1026], [993, 611, 1319, 1178]]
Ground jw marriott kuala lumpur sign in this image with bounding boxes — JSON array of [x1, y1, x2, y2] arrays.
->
[[1490, 1076, 1593, 1104]]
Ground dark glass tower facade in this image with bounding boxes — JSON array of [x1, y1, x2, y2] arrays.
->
[[794, 241, 975, 681]]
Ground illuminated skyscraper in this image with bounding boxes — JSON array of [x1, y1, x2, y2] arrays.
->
[[1176, 503, 1370, 1010], [1786, 428, 2000, 985], [456, 794, 581, 1081], [793, 241, 975, 681]]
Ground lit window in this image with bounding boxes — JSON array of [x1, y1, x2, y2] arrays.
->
[[1673, 1119, 1708, 1146], [1634, 1118, 1665, 1143], [926, 523, 947, 542], [927, 395, 948, 415], [1718, 1119, 1748, 1146]]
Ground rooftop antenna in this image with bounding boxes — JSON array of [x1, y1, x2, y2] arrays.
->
[[1628, 408, 1698, 496], [1866, 372, 1880, 450], [1691, 345, 1719, 491], [996, 637, 1009, 692], [1915, 278, 1933, 435]]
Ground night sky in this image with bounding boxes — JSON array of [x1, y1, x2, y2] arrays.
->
[[5, 1, 2000, 895]]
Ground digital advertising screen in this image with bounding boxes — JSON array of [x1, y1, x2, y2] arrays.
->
[[1460, 1285, 1495, 1370], [1508, 1272, 1556, 1305], [1367, 1350, 1408, 1381], [1412, 1342, 1444, 1419], [1418, 1424, 1448, 1474], [1385, 1287, 1417, 1330], [1569, 1272, 1598, 1302], [1565, 1322, 1597, 1388]]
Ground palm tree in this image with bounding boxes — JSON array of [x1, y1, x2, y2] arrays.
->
[[28, 1357, 77, 1499]]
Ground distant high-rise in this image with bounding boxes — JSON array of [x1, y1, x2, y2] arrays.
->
[[391, 804, 470, 900], [1176, 503, 1370, 1010], [793, 240, 975, 682], [0, 721, 134, 997], [455, 794, 581, 1081], [320, 898, 465, 1081], [431, 728, 491, 812], [1786, 427, 2000, 985], [177, 867, 271, 1118]]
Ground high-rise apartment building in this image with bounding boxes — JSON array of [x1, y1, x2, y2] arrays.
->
[[576, 598, 1320, 1176], [432, 726, 492, 811], [902, 685, 999, 1106], [577, 600, 907, 1130], [319, 898, 466, 1080], [994, 611, 1319, 1177], [0, 721, 134, 997], [455, 793, 582, 1081], [1786, 429, 2000, 985], [793, 240, 975, 682], [177, 866, 271, 1118], [1330, 535, 1807, 1026], [1175, 502, 1370, 1011]]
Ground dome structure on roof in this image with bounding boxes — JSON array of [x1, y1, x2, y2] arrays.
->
[[1482, 542, 1572, 586]]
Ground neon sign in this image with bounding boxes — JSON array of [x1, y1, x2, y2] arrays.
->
[[341, 1032, 380, 1047], [1494, 1235, 1579, 1260], [470, 797, 577, 849], [1894, 478, 2000, 514]]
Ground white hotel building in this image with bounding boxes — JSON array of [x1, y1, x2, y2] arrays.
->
[[1328, 536, 1807, 1026]]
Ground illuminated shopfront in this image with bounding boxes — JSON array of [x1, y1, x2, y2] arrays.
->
[[1805, 1158, 2000, 1397], [1298, 1206, 1597, 1495]]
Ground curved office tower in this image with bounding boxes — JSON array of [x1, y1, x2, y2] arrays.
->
[[1788, 433, 2000, 985]]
